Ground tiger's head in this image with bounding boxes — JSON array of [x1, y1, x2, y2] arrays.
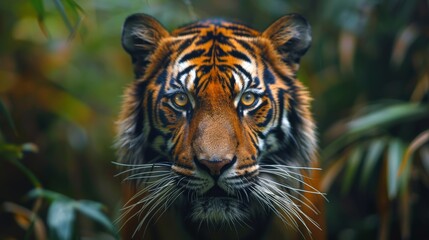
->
[[116, 13, 319, 238]]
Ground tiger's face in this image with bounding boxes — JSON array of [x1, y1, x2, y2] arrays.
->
[[117, 13, 318, 237]]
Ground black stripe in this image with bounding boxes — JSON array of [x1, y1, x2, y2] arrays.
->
[[196, 32, 213, 45], [196, 76, 210, 95], [248, 100, 268, 116], [233, 64, 253, 85], [169, 131, 183, 155], [146, 90, 155, 127], [263, 64, 275, 84], [134, 104, 144, 136], [132, 80, 149, 136], [276, 89, 286, 130], [227, 170, 258, 180], [134, 79, 148, 99], [156, 69, 168, 84], [253, 76, 261, 86], [237, 162, 257, 170], [235, 39, 255, 55], [159, 102, 180, 126], [257, 108, 273, 127], [229, 50, 251, 62], [143, 54, 170, 84], [229, 70, 236, 92], [193, 65, 211, 94], [215, 45, 227, 57], [288, 98, 303, 133], [177, 37, 196, 52], [176, 30, 201, 36], [223, 25, 255, 37], [173, 162, 194, 171], [247, 131, 258, 150], [179, 49, 205, 63], [176, 65, 196, 83]]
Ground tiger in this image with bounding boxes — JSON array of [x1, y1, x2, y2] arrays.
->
[[115, 12, 325, 240]]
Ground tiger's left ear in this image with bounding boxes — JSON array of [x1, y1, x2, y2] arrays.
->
[[262, 14, 311, 71]]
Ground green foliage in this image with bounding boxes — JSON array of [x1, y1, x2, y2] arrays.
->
[[360, 138, 385, 187], [322, 101, 428, 238], [387, 139, 403, 199], [324, 102, 429, 162], [0, 100, 17, 135], [29, 189, 118, 240], [0, 57, 117, 239]]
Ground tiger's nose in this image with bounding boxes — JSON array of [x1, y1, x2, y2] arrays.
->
[[195, 156, 236, 177]]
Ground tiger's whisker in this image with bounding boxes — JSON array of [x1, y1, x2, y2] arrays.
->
[[259, 164, 322, 171], [133, 185, 175, 237], [252, 178, 321, 238], [259, 178, 320, 215], [259, 176, 324, 196], [140, 186, 183, 236], [259, 167, 327, 199], [112, 160, 170, 168], [124, 171, 172, 181]]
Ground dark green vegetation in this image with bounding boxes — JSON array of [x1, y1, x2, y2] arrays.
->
[[1, 0, 428, 239]]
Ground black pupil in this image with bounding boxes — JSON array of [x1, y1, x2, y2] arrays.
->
[[176, 94, 186, 105], [244, 94, 253, 103]]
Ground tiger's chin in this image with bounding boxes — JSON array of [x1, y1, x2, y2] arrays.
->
[[180, 186, 274, 240], [185, 186, 252, 226], [189, 197, 249, 224]]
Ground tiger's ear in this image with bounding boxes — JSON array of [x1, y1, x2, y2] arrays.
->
[[122, 13, 169, 77], [262, 14, 311, 71]]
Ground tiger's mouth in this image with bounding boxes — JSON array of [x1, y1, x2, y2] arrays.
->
[[184, 185, 253, 224], [202, 185, 231, 198]]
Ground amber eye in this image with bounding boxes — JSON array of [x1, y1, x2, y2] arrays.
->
[[240, 92, 257, 107], [172, 93, 189, 108]]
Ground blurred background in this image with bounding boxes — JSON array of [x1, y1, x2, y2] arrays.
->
[[0, 0, 428, 239]]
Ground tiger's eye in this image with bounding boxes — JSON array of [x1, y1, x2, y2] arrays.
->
[[241, 92, 256, 106], [173, 93, 189, 108]]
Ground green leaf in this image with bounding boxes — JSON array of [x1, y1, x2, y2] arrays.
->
[[360, 138, 386, 187], [387, 139, 405, 200], [0, 143, 38, 159], [30, 0, 50, 37], [323, 103, 428, 161], [342, 146, 363, 194], [63, 0, 85, 40], [4, 153, 42, 188], [348, 103, 428, 134], [75, 200, 118, 238], [53, 0, 74, 33], [48, 200, 75, 240], [28, 189, 69, 202], [29, 189, 118, 238], [399, 151, 412, 196], [65, 0, 85, 14], [30, 0, 45, 16], [0, 144, 22, 159], [0, 99, 17, 135]]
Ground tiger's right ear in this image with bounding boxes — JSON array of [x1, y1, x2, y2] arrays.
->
[[122, 13, 169, 77], [262, 14, 311, 72]]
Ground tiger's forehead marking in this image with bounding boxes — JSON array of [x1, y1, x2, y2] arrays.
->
[[169, 20, 261, 95]]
